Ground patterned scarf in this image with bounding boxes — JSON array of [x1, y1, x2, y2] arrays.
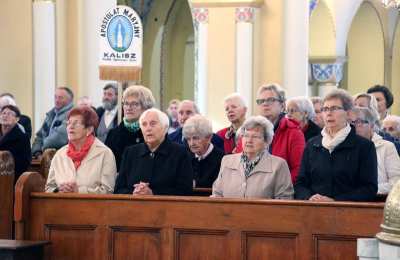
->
[[123, 118, 140, 133], [240, 151, 264, 178], [67, 135, 95, 170]]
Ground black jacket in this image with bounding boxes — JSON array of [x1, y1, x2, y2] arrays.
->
[[304, 120, 321, 142], [95, 107, 118, 127], [114, 138, 193, 195], [295, 127, 378, 201], [0, 125, 31, 182], [105, 122, 144, 171], [19, 114, 32, 139], [168, 127, 225, 152], [192, 147, 224, 188]]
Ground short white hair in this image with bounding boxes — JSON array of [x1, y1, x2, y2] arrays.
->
[[287, 96, 315, 120], [123, 85, 155, 110], [139, 108, 170, 134], [182, 115, 213, 138], [239, 116, 274, 145], [0, 96, 16, 108], [383, 115, 400, 131], [224, 93, 247, 108]]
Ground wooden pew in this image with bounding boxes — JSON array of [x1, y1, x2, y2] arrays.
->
[[0, 151, 14, 239], [14, 172, 384, 260], [28, 148, 56, 180]]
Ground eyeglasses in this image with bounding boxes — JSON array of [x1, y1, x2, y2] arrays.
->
[[286, 108, 300, 115], [243, 133, 263, 140], [66, 121, 85, 128], [351, 119, 370, 126], [383, 126, 396, 132], [256, 97, 281, 105], [0, 111, 16, 117], [321, 106, 344, 113], [123, 101, 141, 108]]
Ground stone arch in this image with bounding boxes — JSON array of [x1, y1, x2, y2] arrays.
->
[[344, 1, 385, 94], [309, 0, 336, 57], [141, 0, 194, 109]]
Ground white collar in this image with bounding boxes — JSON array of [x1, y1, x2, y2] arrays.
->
[[195, 143, 214, 161]]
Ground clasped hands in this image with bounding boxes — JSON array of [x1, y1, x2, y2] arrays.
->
[[58, 182, 78, 193], [133, 182, 153, 195], [309, 193, 334, 202]]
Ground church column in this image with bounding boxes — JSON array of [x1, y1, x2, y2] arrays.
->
[[32, 0, 56, 132], [310, 58, 346, 97], [192, 8, 209, 115], [235, 7, 258, 115], [282, 0, 309, 97]]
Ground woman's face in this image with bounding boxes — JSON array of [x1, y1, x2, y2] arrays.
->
[[123, 95, 144, 122], [0, 108, 18, 127], [242, 127, 266, 156], [322, 98, 348, 133], [141, 111, 166, 150], [186, 135, 211, 156], [257, 90, 284, 122], [353, 115, 373, 140], [224, 98, 246, 124], [286, 101, 306, 124], [67, 115, 91, 143]]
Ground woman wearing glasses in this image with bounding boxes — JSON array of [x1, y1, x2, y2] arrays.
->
[[295, 89, 378, 202], [352, 107, 400, 194], [212, 116, 293, 199], [286, 96, 321, 141], [45, 107, 117, 193], [105, 85, 155, 170], [0, 105, 31, 183]]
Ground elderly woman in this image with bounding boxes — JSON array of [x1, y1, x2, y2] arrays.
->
[[295, 89, 378, 202], [105, 85, 155, 170], [183, 115, 224, 188], [114, 108, 193, 195], [310, 97, 324, 128], [0, 95, 32, 138], [286, 97, 321, 141], [352, 107, 400, 194], [217, 93, 247, 154], [0, 105, 31, 182], [45, 107, 117, 193], [212, 116, 293, 199]]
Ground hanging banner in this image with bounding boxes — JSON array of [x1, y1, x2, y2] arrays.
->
[[99, 5, 143, 81]]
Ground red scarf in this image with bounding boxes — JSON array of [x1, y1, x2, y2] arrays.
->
[[67, 135, 95, 170]]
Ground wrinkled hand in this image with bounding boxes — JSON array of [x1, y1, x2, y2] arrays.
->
[[133, 182, 153, 195], [59, 182, 78, 193], [309, 194, 334, 202]]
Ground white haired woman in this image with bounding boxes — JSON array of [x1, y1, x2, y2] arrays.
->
[[183, 115, 224, 188], [352, 107, 400, 194], [114, 108, 193, 195], [212, 116, 293, 199], [217, 93, 247, 154], [286, 96, 321, 141], [105, 85, 155, 170], [295, 89, 378, 202]]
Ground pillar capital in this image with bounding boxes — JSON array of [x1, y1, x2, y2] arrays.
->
[[309, 56, 347, 84], [192, 8, 209, 24], [235, 7, 255, 23]]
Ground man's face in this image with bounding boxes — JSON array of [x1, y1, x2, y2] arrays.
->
[[55, 89, 71, 110], [102, 88, 117, 110], [178, 102, 196, 126], [186, 135, 211, 156]]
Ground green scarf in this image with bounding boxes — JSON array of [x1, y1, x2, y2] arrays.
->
[[123, 118, 140, 133]]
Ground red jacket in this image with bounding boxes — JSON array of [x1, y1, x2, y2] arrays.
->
[[235, 117, 305, 183], [217, 127, 236, 154]]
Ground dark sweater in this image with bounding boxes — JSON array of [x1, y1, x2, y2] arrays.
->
[[192, 147, 224, 188]]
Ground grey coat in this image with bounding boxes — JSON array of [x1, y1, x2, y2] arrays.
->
[[32, 102, 73, 154], [212, 152, 294, 199]]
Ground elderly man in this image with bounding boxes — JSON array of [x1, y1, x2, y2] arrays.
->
[[168, 100, 224, 151], [383, 115, 400, 140], [96, 83, 118, 143], [217, 93, 247, 154], [114, 108, 193, 195], [32, 87, 74, 157], [183, 115, 224, 188]]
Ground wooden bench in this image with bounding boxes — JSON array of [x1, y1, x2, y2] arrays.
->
[[28, 148, 56, 180], [14, 172, 384, 260], [0, 240, 50, 260], [0, 151, 14, 239]]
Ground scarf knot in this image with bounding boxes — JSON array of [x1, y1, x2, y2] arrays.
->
[[124, 119, 140, 133], [240, 151, 264, 178], [67, 135, 95, 170]]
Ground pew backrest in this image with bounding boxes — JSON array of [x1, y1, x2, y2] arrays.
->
[[0, 151, 14, 239]]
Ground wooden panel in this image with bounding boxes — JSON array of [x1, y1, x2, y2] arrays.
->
[[44, 224, 96, 260], [242, 231, 298, 260], [0, 151, 14, 239], [175, 229, 229, 260], [313, 234, 359, 260], [110, 226, 161, 260]]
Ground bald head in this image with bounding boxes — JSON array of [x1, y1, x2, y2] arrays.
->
[[178, 100, 199, 126]]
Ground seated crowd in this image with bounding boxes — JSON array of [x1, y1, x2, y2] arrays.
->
[[3, 82, 400, 202]]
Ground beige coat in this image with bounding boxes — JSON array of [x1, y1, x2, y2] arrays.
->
[[45, 138, 117, 194], [212, 152, 294, 199]]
